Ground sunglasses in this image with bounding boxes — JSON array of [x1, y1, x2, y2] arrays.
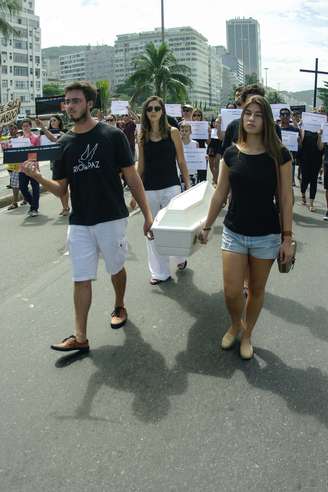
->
[[146, 106, 162, 113], [280, 112, 290, 117], [193, 113, 202, 117], [183, 107, 192, 112], [107, 118, 114, 122]]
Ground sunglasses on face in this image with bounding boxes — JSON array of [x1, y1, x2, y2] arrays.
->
[[280, 112, 290, 117], [193, 113, 202, 117], [146, 105, 162, 113], [183, 107, 192, 112]]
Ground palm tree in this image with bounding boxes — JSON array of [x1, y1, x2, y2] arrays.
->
[[0, 0, 21, 37], [116, 42, 192, 105]]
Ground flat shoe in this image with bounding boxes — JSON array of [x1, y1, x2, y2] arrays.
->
[[51, 335, 89, 352], [221, 331, 238, 350], [149, 276, 172, 285], [240, 337, 254, 360]]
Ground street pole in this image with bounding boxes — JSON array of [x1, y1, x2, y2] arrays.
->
[[300, 58, 328, 109], [161, 0, 165, 44], [264, 67, 269, 89]]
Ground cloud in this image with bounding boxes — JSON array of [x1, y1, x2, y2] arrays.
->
[[36, 0, 328, 92]]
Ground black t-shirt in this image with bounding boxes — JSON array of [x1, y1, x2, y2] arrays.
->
[[222, 118, 282, 153], [223, 145, 291, 236], [53, 123, 134, 225]]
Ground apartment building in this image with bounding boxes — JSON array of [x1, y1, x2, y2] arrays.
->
[[114, 27, 212, 105], [59, 46, 115, 87], [0, 0, 42, 115], [226, 17, 262, 80]]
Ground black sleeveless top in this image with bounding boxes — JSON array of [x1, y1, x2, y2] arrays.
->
[[143, 130, 180, 190]]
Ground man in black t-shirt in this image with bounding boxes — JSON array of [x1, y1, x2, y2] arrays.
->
[[279, 108, 300, 186], [221, 84, 282, 153], [22, 81, 153, 352]]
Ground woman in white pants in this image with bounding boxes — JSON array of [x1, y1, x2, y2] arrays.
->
[[137, 96, 190, 284]]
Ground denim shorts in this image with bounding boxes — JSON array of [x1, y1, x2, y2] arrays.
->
[[221, 226, 281, 260]]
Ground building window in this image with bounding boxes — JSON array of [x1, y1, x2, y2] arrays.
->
[[2, 80, 8, 88], [14, 65, 28, 76], [14, 53, 28, 63], [2, 66, 8, 74]]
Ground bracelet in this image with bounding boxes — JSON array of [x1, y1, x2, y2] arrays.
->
[[203, 227, 211, 231], [282, 231, 293, 237]]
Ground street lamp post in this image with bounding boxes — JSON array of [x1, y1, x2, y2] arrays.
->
[[161, 0, 165, 44], [264, 67, 269, 88]]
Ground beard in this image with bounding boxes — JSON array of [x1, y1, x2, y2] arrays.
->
[[69, 109, 88, 123]]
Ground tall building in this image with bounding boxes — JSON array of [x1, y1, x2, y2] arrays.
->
[[211, 46, 242, 106], [226, 17, 261, 81], [59, 46, 115, 87], [0, 0, 42, 115], [114, 27, 212, 105]]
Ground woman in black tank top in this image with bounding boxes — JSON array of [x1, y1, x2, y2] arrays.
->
[[136, 96, 190, 285]]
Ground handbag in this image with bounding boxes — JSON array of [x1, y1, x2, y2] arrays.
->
[[274, 159, 297, 273]]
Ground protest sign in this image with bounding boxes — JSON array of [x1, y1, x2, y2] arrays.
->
[[165, 104, 182, 117], [322, 123, 328, 143], [220, 109, 242, 131], [301, 112, 327, 133], [184, 147, 207, 173], [290, 105, 306, 114], [111, 100, 129, 115], [190, 121, 209, 140], [281, 130, 299, 151], [35, 95, 65, 115], [3, 144, 62, 164], [0, 99, 21, 126], [271, 104, 290, 121], [210, 128, 218, 139], [40, 135, 57, 146]]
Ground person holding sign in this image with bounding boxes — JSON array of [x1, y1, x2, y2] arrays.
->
[[208, 117, 224, 185], [299, 112, 325, 211], [1, 124, 20, 210], [199, 96, 293, 360], [36, 115, 71, 216], [279, 108, 300, 186], [18, 119, 41, 217], [191, 108, 210, 183], [180, 121, 199, 186], [136, 96, 190, 285], [21, 81, 153, 352]]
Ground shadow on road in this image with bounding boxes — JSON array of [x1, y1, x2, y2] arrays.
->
[[264, 292, 328, 343], [55, 322, 187, 423], [293, 211, 327, 228]]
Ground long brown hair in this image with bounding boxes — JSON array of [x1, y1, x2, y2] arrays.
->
[[140, 96, 170, 144], [238, 95, 284, 163]]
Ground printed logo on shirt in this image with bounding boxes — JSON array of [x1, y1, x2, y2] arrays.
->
[[73, 144, 100, 173]]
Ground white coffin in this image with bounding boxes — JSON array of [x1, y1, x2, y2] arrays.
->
[[152, 181, 214, 257]]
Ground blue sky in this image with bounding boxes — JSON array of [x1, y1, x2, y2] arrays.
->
[[36, 0, 328, 92]]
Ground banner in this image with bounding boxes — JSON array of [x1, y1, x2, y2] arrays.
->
[[3, 144, 62, 164], [0, 99, 21, 126], [281, 130, 299, 151], [165, 104, 182, 117], [184, 147, 207, 173], [301, 112, 327, 133]]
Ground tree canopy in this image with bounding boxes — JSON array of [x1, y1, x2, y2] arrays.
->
[[115, 42, 192, 106]]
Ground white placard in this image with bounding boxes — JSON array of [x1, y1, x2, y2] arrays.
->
[[271, 104, 290, 121], [220, 109, 242, 131], [281, 130, 299, 152], [40, 135, 57, 146], [322, 123, 328, 143], [190, 121, 209, 140], [165, 104, 182, 117], [111, 100, 129, 115], [10, 137, 31, 148], [210, 128, 218, 139], [184, 147, 207, 173], [301, 112, 327, 133]]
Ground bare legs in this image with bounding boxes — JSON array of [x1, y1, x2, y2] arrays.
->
[[222, 252, 274, 356], [73, 268, 126, 342]]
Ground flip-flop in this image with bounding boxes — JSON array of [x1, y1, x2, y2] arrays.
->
[[150, 276, 172, 285]]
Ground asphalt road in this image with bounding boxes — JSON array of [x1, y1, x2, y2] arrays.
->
[[0, 187, 328, 492]]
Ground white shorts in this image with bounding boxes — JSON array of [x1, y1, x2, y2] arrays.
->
[[67, 218, 128, 281]]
